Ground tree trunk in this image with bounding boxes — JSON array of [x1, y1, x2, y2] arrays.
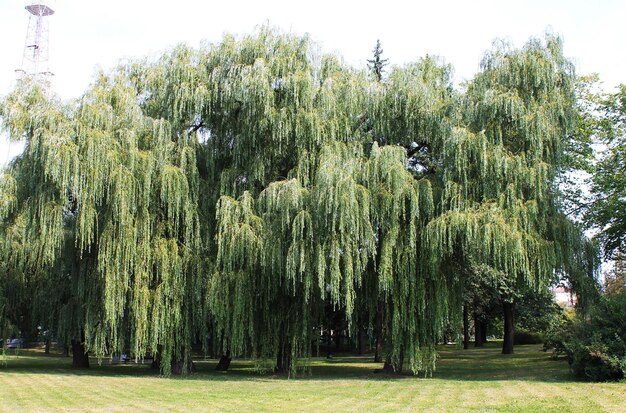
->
[[44, 337, 50, 355], [378, 351, 403, 375], [481, 321, 488, 343], [374, 301, 383, 363], [275, 346, 292, 374], [357, 325, 366, 355], [150, 345, 163, 370], [62, 343, 69, 357], [324, 326, 332, 358], [171, 357, 196, 375], [463, 305, 470, 350], [71, 339, 89, 369], [334, 329, 342, 352], [215, 351, 232, 371], [474, 312, 483, 347], [502, 301, 515, 354], [381, 361, 396, 373]]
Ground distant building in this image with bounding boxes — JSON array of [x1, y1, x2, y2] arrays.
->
[[552, 286, 577, 308]]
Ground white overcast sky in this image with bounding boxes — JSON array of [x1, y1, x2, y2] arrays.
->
[[1, 0, 625, 165]]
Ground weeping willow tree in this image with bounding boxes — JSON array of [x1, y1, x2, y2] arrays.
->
[[426, 34, 598, 354], [184, 32, 370, 372], [1, 26, 597, 376], [0, 80, 79, 360], [209, 54, 455, 376], [0, 58, 205, 374], [208, 28, 458, 374], [362, 56, 455, 371], [205, 28, 374, 372]]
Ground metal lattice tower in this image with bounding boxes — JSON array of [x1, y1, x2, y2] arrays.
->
[[16, 1, 55, 80]]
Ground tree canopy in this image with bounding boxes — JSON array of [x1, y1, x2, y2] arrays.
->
[[586, 84, 626, 259], [0, 27, 598, 375]]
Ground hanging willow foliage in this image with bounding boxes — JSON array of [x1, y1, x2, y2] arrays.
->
[[426, 34, 597, 329], [0, 79, 79, 350], [209, 42, 455, 374], [0, 27, 597, 376], [360, 142, 440, 373], [1, 64, 203, 374]]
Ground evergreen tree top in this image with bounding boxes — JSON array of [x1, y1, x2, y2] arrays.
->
[[367, 39, 389, 82]]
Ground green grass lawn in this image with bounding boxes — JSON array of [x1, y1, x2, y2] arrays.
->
[[1, 343, 624, 412]]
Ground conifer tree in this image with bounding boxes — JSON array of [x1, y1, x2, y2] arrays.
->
[[367, 39, 389, 82]]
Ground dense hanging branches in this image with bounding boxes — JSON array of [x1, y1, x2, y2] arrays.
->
[[425, 34, 598, 353], [0, 27, 597, 374], [0, 69, 203, 374]]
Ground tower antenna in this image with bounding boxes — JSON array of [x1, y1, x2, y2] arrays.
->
[[16, 1, 55, 82]]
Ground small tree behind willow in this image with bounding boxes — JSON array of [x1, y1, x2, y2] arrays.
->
[[367, 39, 389, 82], [604, 252, 626, 296], [586, 84, 626, 259]]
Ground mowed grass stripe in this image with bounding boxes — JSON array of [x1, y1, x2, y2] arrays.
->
[[584, 383, 626, 413], [1, 344, 624, 412]]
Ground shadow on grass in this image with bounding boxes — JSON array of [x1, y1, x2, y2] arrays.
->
[[0, 342, 576, 383]]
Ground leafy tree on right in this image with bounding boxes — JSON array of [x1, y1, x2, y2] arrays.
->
[[586, 84, 626, 259]]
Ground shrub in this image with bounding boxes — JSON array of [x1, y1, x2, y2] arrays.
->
[[516, 287, 572, 348], [543, 308, 576, 357], [568, 341, 626, 381], [514, 330, 544, 345], [543, 319, 574, 358], [562, 294, 626, 381]]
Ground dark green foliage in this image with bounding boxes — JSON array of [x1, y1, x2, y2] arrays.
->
[[513, 287, 571, 346], [559, 294, 626, 381], [513, 330, 544, 345], [577, 82, 626, 259], [516, 288, 566, 335], [367, 40, 389, 82], [604, 252, 626, 296], [543, 319, 574, 358], [590, 85, 626, 258]]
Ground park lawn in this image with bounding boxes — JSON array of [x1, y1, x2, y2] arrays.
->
[[0, 343, 624, 412]]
